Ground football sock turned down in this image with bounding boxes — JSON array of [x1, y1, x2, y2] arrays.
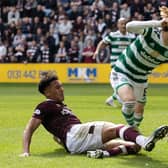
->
[[122, 101, 136, 126], [134, 113, 143, 127], [116, 126, 147, 148]]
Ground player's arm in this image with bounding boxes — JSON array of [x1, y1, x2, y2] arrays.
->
[[53, 136, 64, 147], [93, 40, 108, 59], [126, 20, 163, 34], [19, 117, 41, 157]]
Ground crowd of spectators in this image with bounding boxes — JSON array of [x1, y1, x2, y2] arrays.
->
[[0, 0, 167, 63]]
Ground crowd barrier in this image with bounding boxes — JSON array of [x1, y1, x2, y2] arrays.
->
[[0, 63, 168, 84]]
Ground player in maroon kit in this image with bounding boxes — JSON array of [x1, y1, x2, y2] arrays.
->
[[20, 72, 168, 158]]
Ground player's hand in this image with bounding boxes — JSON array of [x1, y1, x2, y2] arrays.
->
[[19, 152, 30, 157], [93, 52, 98, 59]]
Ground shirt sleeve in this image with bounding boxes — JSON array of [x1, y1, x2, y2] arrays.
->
[[32, 104, 45, 120], [103, 32, 113, 45], [126, 20, 162, 34]]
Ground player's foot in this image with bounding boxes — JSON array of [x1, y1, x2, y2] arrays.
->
[[105, 96, 117, 107], [87, 149, 104, 159], [143, 125, 168, 152]]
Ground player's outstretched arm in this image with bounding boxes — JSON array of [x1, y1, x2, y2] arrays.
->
[[126, 20, 163, 34], [93, 40, 107, 59], [19, 118, 41, 157]]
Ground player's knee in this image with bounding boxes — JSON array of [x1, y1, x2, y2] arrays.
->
[[120, 93, 136, 102]]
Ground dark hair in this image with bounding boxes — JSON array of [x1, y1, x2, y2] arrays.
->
[[38, 72, 58, 94]]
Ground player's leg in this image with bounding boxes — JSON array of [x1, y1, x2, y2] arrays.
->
[[133, 84, 147, 127], [106, 71, 116, 107], [87, 123, 141, 158], [106, 93, 123, 107], [107, 70, 122, 107], [87, 123, 168, 158], [101, 123, 168, 152], [118, 84, 136, 126], [87, 139, 140, 158], [105, 93, 117, 107], [111, 71, 136, 125], [134, 103, 144, 127], [116, 125, 168, 152]]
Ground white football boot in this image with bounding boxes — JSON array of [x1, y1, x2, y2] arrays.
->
[[87, 149, 104, 159], [105, 96, 117, 107]]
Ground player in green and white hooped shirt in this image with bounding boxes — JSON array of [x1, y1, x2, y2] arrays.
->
[[111, 18, 168, 126], [93, 18, 136, 107]]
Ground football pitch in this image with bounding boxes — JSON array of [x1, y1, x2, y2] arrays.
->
[[0, 83, 168, 168]]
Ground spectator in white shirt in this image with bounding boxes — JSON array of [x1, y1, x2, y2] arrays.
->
[[0, 41, 7, 62], [120, 3, 131, 21], [7, 6, 20, 24], [58, 15, 73, 37]]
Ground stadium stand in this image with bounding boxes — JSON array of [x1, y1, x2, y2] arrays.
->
[[0, 0, 166, 63]]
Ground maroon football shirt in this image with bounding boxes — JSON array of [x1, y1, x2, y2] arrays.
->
[[32, 100, 81, 148]]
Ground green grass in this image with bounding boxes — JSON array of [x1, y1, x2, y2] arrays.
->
[[0, 83, 168, 168]]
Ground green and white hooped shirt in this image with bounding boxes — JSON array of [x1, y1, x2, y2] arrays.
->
[[114, 27, 168, 83]]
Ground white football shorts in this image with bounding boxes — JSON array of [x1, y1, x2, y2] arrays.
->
[[66, 121, 105, 154], [110, 70, 148, 103]]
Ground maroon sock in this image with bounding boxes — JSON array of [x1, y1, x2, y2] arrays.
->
[[123, 127, 140, 142], [107, 147, 122, 156]]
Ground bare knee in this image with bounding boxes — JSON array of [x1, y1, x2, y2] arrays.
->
[[118, 85, 135, 102]]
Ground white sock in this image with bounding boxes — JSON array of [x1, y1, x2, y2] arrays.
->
[[119, 145, 128, 155], [103, 151, 110, 157], [136, 135, 147, 148]]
